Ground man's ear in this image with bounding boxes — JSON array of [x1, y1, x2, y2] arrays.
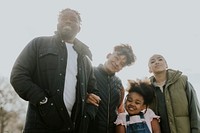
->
[[106, 53, 112, 59]]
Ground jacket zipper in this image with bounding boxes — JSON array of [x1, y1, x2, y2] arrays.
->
[[107, 76, 111, 133]]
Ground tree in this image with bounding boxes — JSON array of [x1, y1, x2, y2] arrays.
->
[[0, 76, 26, 133]]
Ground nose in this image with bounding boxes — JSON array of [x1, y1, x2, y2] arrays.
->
[[115, 61, 123, 69], [130, 102, 135, 106], [63, 19, 72, 24], [155, 60, 160, 64], [115, 61, 120, 66]]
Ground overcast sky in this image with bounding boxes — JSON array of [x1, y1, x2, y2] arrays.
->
[[0, 0, 199, 99]]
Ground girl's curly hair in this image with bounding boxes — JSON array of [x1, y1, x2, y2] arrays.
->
[[126, 78, 154, 106]]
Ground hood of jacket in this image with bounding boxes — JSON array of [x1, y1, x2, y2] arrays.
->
[[150, 69, 183, 86]]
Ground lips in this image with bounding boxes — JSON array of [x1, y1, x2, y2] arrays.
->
[[65, 25, 72, 29], [155, 65, 162, 68], [63, 26, 72, 31], [127, 105, 136, 111], [128, 107, 135, 111]]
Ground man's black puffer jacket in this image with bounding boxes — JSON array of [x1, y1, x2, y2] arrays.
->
[[88, 64, 123, 133]]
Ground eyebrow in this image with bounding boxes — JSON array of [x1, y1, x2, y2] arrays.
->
[[150, 56, 163, 60], [149, 58, 155, 62]]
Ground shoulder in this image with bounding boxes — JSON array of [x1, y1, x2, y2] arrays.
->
[[167, 69, 188, 84], [144, 108, 160, 120], [114, 113, 127, 126], [32, 36, 54, 42], [113, 75, 121, 81], [80, 56, 93, 69], [73, 38, 92, 60], [28, 36, 55, 48], [180, 74, 188, 82], [112, 75, 122, 85], [145, 108, 155, 115], [24, 36, 54, 52]]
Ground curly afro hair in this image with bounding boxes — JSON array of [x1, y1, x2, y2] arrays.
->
[[126, 78, 154, 106]]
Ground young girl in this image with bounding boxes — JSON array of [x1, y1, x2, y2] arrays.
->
[[115, 79, 161, 133]]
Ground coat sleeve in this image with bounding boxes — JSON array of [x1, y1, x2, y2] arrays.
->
[[10, 38, 46, 105], [84, 58, 99, 120], [186, 81, 200, 133]]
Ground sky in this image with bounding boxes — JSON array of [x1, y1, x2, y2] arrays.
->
[[0, 0, 200, 100]]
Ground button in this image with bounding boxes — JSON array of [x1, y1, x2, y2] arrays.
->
[[59, 73, 62, 76], [39, 97, 48, 105], [60, 108, 63, 111]]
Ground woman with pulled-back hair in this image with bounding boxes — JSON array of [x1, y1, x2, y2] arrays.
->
[[148, 54, 200, 133]]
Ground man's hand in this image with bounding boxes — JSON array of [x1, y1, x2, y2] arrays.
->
[[87, 93, 101, 106]]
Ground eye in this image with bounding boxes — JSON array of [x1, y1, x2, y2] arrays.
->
[[127, 97, 133, 102], [114, 56, 119, 60], [135, 101, 142, 105], [71, 18, 79, 23], [150, 60, 155, 64], [62, 17, 79, 24], [120, 63, 125, 67]]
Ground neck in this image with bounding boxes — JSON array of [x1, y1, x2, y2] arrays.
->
[[63, 38, 74, 44], [154, 71, 167, 83], [102, 64, 114, 75], [57, 31, 75, 44]]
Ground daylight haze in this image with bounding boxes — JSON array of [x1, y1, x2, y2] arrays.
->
[[0, 0, 200, 100]]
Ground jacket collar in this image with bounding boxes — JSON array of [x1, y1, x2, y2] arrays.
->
[[54, 32, 92, 60], [97, 64, 115, 77]]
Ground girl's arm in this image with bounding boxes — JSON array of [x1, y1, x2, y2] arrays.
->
[[151, 118, 161, 133], [115, 124, 125, 133], [117, 87, 125, 113]]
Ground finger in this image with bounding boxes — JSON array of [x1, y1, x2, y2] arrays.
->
[[91, 94, 101, 101], [90, 101, 99, 106]]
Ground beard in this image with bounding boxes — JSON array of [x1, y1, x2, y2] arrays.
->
[[62, 26, 72, 34], [58, 25, 77, 41]]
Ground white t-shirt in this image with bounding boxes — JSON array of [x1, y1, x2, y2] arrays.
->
[[63, 43, 78, 116], [114, 108, 160, 133]]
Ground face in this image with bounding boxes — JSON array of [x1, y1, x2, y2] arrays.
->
[[57, 11, 81, 42], [125, 92, 146, 115], [148, 54, 168, 74], [103, 52, 127, 74]]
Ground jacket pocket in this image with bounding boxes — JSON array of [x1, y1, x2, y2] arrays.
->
[[39, 48, 58, 71], [38, 97, 63, 129]]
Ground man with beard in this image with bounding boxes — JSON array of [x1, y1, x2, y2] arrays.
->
[[10, 8, 100, 133]]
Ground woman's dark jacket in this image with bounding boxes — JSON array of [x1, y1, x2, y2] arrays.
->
[[88, 64, 123, 133], [10, 34, 99, 133]]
